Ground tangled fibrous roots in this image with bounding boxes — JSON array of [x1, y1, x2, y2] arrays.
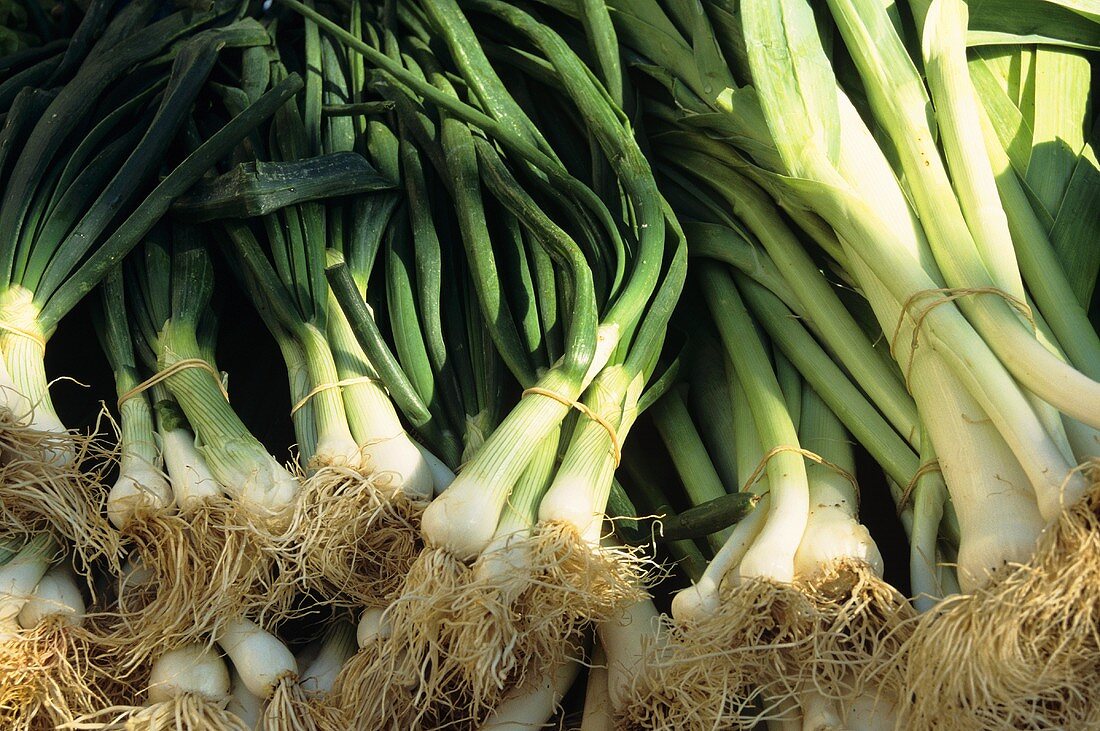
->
[[889, 473, 1100, 730], [290, 465, 426, 608], [444, 522, 650, 720], [446, 572, 530, 716], [0, 620, 121, 731], [523, 523, 650, 667], [625, 579, 819, 730], [801, 559, 914, 701], [64, 693, 251, 731], [261, 675, 318, 731], [333, 643, 418, 731], [305, 692, 348, 731], [100, 502, 296, 669], [617, 622, 763, 731], [0, 417, 119, 571], [360, 548, 489, 729]]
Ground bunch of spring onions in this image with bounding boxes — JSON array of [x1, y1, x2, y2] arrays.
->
[[209, 39, 422, 611], [96, 221, 305, 667], [0, 4, 299, 731], [529, 0, 1099, 727], [276, 0, 687, 725], [0, 0, 292, 569]]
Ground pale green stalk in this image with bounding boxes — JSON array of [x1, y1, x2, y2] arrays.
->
[[909, 427, 951, 612], [923, 0, 1077, 465], [823, 0, 1100, 428], [651, 387, 733, 552], [701, 262, 808, 583], [744, 0, 1083, 520], [976, 101, 1100, 381], [743, 0, 1053, 590]]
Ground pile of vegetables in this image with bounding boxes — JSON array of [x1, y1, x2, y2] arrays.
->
[[0, 0, 1097, 728]]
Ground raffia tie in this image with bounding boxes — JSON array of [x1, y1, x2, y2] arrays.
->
[[116, 359, 228, 410], [896, 459, 944, 517], [522, 386, 622, 467], [890, 287, 1033, 384], [0, 321, 46, 349], [290, 375, 383, 416], [741, 445, 861, 509]]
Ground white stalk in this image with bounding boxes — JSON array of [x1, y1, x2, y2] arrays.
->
[[924, 4, 1083, 478], [356, 607, 390, 647], [17, 565, 83, 629], [703, 266, 809, 583], [908, 460, 949, 613], [328, 294, 434, 497], [147, 644, 231, 704], [160, 321, 300, 518], [301, 324, 362, 469], [738, 480, 807, 583], [213, 450, 300, 517], [830, 107, 1051, 587], [833, 149, 1084, 523], [215, 616, 297, 699], [414, 438, 455, 496], [910, 357, 1045, 591], [160, 427, 222, 511], [0, 287, 73, 465], [794, 386, 883, 579], [538, 366, 639, 544], [597, 598, 660, 710], [478, 656, 580, 730], [854, 252, 1043, 591], [671, 495, 770, 622], [800, 683, 844, 730], [832, 207, 1044, 590], [421, 369, 578, 560], [475, 427, 557, 589], [0, 353, 31, 425], [362, 430, 435, 500], [937, 556, 961, 596], [580, 645, 614, 731], [107, 454, 172, 530], [794, 505, 882, 579], [0, 535, 55, 639], [227, 663, 264, 727], [474, 517, 534, 592], [301, 622, 356, 695]]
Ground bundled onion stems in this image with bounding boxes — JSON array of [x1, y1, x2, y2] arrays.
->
[[0, 536, 127, 730], [100, 226, 300, 664], [0, 0, 275, 570], [2, 0, 1097, 726], [615, 273, 909, 727], [738, 0, 1100, 724], [285, 0, 685, 722], [212, 42, 407, 608], [519, 0, 1100, 724], [0, 2, 300, 573], [251, 10, 484, 610]]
